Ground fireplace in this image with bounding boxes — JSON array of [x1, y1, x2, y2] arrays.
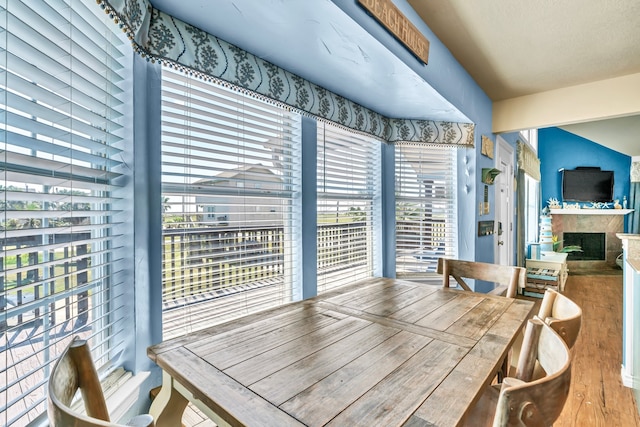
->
[[563, 232, 605, 260], [551, 210, 627, 270]]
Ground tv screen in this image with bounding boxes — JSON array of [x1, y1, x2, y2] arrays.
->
[[562, 169, 614, 202]]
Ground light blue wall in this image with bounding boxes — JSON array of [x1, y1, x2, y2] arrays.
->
[[333, 0, 496, 263], [539, 127, 631, 212]]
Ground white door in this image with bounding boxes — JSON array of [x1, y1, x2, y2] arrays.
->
[[495, 137, 514, 265]]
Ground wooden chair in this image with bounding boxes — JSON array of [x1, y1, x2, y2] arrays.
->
[[508, 288, 582, 379], [437, 258, 526, 298], [464, 317, 572, 426], [48, 336, 154, 427]]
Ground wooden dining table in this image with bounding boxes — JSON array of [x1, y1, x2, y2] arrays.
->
[[148, 277, 535, 426]]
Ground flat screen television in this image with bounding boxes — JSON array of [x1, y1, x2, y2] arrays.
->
[[561, 168, 614, 202]]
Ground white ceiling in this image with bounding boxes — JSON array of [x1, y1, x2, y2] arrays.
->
[[150, 0, 640, 156], [408, 0, 640, 156]]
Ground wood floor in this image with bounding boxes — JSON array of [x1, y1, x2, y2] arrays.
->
[[181, 273, 640, 426], [553, 273, 640, 426]]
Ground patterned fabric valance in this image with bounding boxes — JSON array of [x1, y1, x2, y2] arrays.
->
[[517, 140, 541, 181], [632, 161, 640, 182], [97, 0, 474, 146]]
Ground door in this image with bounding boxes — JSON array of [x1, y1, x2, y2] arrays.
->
[[495, 137, 514, 265]]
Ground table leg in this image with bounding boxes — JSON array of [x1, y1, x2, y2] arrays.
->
[[149, 370, 189, 427]]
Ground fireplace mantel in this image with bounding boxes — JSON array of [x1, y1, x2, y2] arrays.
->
[[550, 209, 633, 215]]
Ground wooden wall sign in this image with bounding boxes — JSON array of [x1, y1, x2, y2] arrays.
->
[[357, 0, 430, 65]]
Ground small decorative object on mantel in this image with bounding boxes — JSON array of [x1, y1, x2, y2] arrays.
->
[[589, 201, 611, 209], [481, 168, 501, 184], [547, 197, 561, 209], [614, 199, 622, 209], [481, 135, 494, 159], [563, 202, 581, 210]]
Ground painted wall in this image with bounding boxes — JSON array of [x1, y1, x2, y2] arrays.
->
[[333, 0, 496, 263], [539, 127, 631, 211]]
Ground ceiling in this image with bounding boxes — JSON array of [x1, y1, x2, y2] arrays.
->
[[409, 0, 640, 156], [149, 0, 640, 156]]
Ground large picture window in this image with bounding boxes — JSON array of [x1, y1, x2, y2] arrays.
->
[[161, 69, 302, 339], [317, 123, 382, 293], [395, 143, 458, 277], [0, 1, 131, 424]]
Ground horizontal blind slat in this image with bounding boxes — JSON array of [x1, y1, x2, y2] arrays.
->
[[395, 144, 457, 275], [161, 68, 301, 339], [1, 1, 130, 425]]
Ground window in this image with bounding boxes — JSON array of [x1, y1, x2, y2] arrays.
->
[[395, 144, 458, 276], [519, 128, 538, 152], [161, 68, 302, 339], [525, 173, 540, 244], [0, 1, 130, 425], [519, 130, 540, 246], [317, 123, 382, 293]]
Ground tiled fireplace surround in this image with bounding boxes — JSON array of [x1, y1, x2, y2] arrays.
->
[[551, 212, 624, 270]]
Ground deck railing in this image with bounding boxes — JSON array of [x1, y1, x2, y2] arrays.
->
[[162, 222, 369, 306]]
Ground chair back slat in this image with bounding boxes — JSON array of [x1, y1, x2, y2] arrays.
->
[[48, 336, 154, 427], [539, 289, 582, 349], [493, 319, 572, 427], [68, 339, 111, 421], [437, 258, 525, 298]]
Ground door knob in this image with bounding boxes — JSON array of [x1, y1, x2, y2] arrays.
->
[[498, 240, 504, 246]]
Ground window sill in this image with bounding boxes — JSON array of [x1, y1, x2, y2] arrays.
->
[[103, 369, 152, 423]]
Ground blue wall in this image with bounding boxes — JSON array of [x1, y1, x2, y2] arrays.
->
[[539, 127, 631, 208], [334, 0, 497, 263]]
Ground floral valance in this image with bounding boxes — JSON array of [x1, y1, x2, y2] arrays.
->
[[517, 140, 541, 181], [97, 0, 474, 146]]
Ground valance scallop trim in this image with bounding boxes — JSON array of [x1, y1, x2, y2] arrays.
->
[[97, 0, 474, 146]]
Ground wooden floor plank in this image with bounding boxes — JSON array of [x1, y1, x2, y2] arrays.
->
[[548, 273, 640, 427]]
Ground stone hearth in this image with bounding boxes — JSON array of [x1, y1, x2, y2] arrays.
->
[[551, 212, 624, 271]]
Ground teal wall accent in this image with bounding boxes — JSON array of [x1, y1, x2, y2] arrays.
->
[[539, 127, 631, 212]]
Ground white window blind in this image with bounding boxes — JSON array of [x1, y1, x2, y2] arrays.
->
[[0, 1, 130, 425], [395, 143, 457, 277], [161, 68, 301, 339], [317, 123, 381, 293]]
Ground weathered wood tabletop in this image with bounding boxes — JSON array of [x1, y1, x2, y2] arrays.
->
[[148, 277, 534, 427]]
